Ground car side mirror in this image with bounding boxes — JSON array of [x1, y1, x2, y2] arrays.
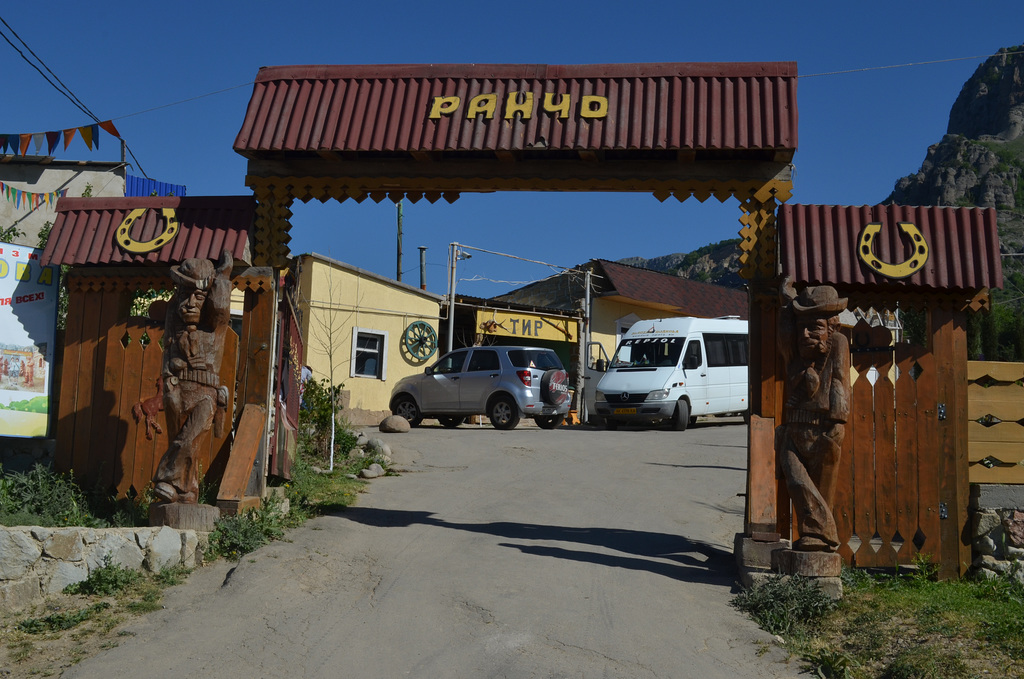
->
[[595, 359, 607, 372], [684, 356, 699, 370], [424, 366, 434, 375]]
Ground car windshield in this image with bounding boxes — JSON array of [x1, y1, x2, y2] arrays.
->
[[507, 349, 562, 370], [610, 337, 685, 368]]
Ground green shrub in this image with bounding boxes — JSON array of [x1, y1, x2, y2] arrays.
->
[[64, 554, 142, 596], [0, 464, 105, 528], [732, 575, 837, 636], [209, 496, 288, 560], [18, 602, 110, 634]]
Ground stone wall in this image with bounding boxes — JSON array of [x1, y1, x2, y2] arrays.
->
[[0, 525, 208, 612], [969, 484, 1024, 581]]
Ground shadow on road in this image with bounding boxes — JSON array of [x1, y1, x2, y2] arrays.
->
[[338, 506, 737, 587]]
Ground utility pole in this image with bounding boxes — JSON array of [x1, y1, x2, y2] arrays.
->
[[447, 242, 458, 353], [396, 200, 404, 282], [419, 246, 428, 290]]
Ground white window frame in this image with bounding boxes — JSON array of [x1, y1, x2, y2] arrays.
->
[[350, 327, 388, 380]]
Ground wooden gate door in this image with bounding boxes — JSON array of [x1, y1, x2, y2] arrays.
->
[[832, 312, 969, 578]]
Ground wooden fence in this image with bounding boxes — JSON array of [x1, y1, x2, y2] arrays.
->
[[968, 360, 1024, 484]]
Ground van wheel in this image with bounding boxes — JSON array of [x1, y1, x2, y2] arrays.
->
[[535, 414, 564, 430], [438, 416, 465, 428], [604, 418, 619, 431], [488, 396, 520, 430], [672, 401, 690, 431]]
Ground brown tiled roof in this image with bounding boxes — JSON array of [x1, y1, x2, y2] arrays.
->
[[40, 196, 254, 267], [234, 62, 797, 157], [595, 260, 748, 318], [778, 204, 1002, 291]]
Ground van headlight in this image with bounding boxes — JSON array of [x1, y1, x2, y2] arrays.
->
[[595, 391, 607, 402], [646, 389, 671, 401]]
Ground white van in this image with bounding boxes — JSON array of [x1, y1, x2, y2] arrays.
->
[[594, 317, 748, 430]]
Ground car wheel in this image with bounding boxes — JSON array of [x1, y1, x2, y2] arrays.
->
[[391, 395, 422, 427], [604, 418, 619, 431], [535, 414, 564, 430], [488, 395, 520, 430], [438, 416, 465, 428], [672, 400, 690, 431]]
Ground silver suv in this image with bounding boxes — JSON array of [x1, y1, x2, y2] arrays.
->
[[389, 346, 570, 429]]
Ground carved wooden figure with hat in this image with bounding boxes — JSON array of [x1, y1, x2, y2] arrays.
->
[[776, 277, 852, 552], [152, 251, 233, 504]]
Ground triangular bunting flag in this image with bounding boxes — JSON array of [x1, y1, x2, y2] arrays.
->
[[32, 133, 44, 155], [79, 125, 93, 150], [99, 120, 120, 138], [46, 131, 61, 155], [63, 128, 77, 150], [0, 135, 7, 153], [90, 124, 99, 150], [19, 134, 31, 155]]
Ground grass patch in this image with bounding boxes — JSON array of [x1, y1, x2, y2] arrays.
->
[[734, 557, 1024, 678]]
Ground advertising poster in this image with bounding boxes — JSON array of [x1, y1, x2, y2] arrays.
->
[[0, 241, 59, 437]]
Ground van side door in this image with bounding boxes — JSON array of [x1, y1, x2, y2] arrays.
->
[[681, 338, 709, 415]]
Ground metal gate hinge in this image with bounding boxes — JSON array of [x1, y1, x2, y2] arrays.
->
[[937, 403, 946, 421], [939, 502, 948, 520]]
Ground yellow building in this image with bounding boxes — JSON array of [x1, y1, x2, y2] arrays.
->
[[295, 253, 442, 425]]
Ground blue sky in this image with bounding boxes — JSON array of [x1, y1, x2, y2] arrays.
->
[[3, 1, 1022, 297]]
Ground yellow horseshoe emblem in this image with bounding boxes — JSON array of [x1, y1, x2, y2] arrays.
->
[[115, 207, 180, 254], [858, 221, 929, 279]]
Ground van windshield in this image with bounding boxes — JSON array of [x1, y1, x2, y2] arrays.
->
[[610, 337, 685, 368]]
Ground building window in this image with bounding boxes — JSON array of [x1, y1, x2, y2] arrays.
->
[[351, 328, 388, 380]]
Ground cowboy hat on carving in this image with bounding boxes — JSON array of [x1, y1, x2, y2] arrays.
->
[[791, 285, 848, 316]]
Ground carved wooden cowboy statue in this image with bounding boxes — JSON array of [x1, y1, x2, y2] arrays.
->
[[777, 279, 851, 552], [153, 252, 233, 504]]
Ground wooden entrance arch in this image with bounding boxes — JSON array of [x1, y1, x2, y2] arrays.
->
[[232, 62, 798, 275]]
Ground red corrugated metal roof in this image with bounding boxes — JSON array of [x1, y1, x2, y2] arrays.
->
[[597, 260, 748, 318], [41, 196, 255, 267], [234, 63, 797, 155], [778, 204, 1002, 291]]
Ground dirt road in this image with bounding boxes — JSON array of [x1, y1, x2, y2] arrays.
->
[[65, 420, 801, 678]]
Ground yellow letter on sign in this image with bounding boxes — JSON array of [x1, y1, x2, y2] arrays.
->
[[429, 96, 461, 119], [542, 93, 571, 119], [466, 94, 497, 119], [580, 95, 609, 118], [504, 91, 534, 120]]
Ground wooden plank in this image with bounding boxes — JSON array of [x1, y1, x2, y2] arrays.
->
[[967, 360, 1024, 383], [967, 421, 1024, 443], [746, 415, 776, 533], [54, 289, 87, 473], [115, 321, 146, 497], [967, 392, 1024, 420], [851, 363, 877, 566], [951, 313, 971, 577], [871, 328, 898, 567], [205, 327, 239, 487], [133, 323, 167, 496], [968, 441, 1024, 464], [894, 343, 921, 563], [92, 290, 130, 492], [70, 290, 103, 483], [218, 404, 267, 502], [241, 288, 276, 498], [933, 308, 969, 579], [833, 397, 856, 563], [970, 465, 1024, 484], [915, 350, 943, 561]]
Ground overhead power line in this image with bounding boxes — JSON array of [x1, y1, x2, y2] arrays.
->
[[800, 52, 1020, 78]]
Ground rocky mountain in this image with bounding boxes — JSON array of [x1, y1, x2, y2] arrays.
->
[[617, 238, 745, 289], [886, 46, 1024, 298]]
